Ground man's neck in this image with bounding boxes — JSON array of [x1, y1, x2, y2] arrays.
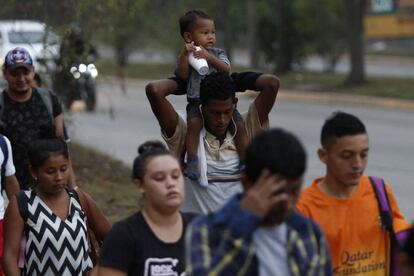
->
[[216, 134, 226, 145], [6, 87, 33, 102], [317, 176, 358, 199], [205, 127, 227, 145]]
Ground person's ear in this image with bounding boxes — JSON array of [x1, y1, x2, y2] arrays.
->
[[133, 178, 145, 194], [318, 147, 327, 165], [233, 97, 238, 108], [183, 32, 192, 44], [30, 166, 38, 182], [240, 173, 253, 191]]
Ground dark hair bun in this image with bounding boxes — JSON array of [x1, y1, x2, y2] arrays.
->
[[138, 140, 167, 155], [132, 140, 172, 180]]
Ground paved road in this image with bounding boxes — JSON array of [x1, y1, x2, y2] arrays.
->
[[98, 46, 414, 78], [69, 79, 414, 220]]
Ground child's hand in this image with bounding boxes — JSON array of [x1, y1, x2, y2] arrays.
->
[[193, 46, 210, 60], [184, 41, 197, 54]]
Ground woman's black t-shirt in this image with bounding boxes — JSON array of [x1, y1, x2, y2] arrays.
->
[[99, 212, 196, 276]]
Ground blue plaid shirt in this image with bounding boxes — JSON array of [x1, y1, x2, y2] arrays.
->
[[186, 194, 332, 275]]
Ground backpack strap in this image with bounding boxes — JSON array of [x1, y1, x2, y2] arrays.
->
[[15, 191, 30, 221], [35, 88, 54, 124], [69, 188, 85, 213], [370, 176, 400, 275], [370, 176, 394, 232], [0, 91, 5, 126], [15, 190, 30, 269], [70, 187, 100, 265], [0, 134, 9, 192]]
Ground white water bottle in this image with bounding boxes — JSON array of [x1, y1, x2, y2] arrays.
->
[[188, 46, 209, 75]]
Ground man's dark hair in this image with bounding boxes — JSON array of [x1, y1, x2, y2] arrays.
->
[[321, 111, 367, 148], [179, 10, 212, 37], [200, 72, 235, 105], [245, 128, 306, 182]]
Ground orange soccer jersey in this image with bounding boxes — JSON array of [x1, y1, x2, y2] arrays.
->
[[296, 176, 410, 276]]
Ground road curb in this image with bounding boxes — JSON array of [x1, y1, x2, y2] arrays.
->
[[241, 89, 414, 111], [101, 77, 414, 111], [277, 90, 414, 111]]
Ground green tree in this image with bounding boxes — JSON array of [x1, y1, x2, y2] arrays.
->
[[295, 0, 346, 73], [256, 0, 307, 74], [0, 0, 78, 28], [77, 0, 151, 67]]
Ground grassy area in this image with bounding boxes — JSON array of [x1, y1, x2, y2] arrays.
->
[[97, 59, 175, 79], [97, 59, 414, 100], [281, 71, 414, 100], [69, 142, 140, 223]]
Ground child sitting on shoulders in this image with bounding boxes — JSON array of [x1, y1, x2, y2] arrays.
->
[[175, 10, 248, 180]]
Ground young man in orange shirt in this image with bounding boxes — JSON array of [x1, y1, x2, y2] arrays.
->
[[296, 111, 410, 275]]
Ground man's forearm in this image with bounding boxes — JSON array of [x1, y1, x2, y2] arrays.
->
[[145, 79, 180, 138], [253, 74, 279, 124]]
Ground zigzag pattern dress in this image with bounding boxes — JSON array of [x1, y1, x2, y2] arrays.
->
[[17, 189, 93, 275]]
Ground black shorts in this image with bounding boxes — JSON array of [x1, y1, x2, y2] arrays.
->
[[168, 71, 263, 95], [168, 76, 187, 95], [230, 72, 262, 92]]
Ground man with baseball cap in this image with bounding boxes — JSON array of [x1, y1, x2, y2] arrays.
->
[[1, 47, 75, 189]]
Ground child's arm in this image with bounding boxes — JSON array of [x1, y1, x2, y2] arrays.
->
[[193, 47, 230, 73], [176, 42, 196, 80]]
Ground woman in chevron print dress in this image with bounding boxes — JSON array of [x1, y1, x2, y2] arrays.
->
[[3, 139, 95, 276]]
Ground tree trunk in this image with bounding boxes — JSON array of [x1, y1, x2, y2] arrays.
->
[[217, 0, 233, 60], [115, 44, 128, 94], [344, 0, 367, 85], [115, 44, 128, 67], [275, 0, 292, 73], [247, 0, 258, 68]]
